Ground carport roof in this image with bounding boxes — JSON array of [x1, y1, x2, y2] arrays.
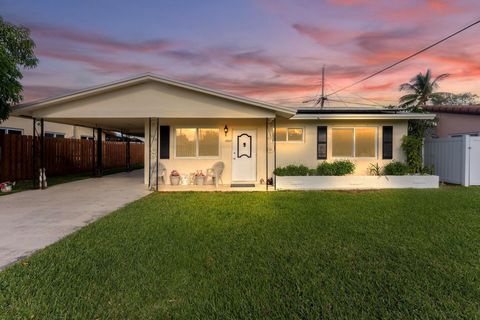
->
[[13, 73, 296, 117]]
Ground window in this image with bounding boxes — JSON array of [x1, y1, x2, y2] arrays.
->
[[175, 127, 219, 158], [382, 126, 393, 159], [81, 136, 94, 140], [0, 127, 23, 135], [275, 127, 304, 142], [332, 127, 377, 158], [45, 132, 65, 138], [317, 126, 327, 159]]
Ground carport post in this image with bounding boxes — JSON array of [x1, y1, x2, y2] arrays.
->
[[32, 118, 46, 189], [95, 128, 103, 176], [32, 118, 37, 189], [265, 118, 268, 191], [125, 134, 131, 172], [273, 116, 277, 190], [91, 127, 96, 176], [40, 119, 45, 189]]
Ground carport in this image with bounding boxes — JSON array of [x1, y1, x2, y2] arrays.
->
[[13, 73, 293, 190]]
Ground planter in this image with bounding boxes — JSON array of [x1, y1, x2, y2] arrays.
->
[[276, 175, 439, 190], [195, 176, 206, 186], [170, 175, 181, 185]]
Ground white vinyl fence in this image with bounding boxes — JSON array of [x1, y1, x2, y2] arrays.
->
[[424, 135, 480, 186]]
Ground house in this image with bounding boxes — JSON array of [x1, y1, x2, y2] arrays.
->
[[423, 105, 480, 138], [12, 74, 435, 189], [1, 116, 96, 139]]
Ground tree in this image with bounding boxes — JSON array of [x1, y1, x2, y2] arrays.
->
[[0, 17, 38, 122], [398, 69, 448, 137], [430, 92, 479, 105], [398, 69, 449, 112]]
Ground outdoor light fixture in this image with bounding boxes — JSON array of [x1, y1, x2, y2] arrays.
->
[[224, 125, 228, 136]]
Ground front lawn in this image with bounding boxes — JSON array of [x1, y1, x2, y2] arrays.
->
[[1, 189, 479, 319]]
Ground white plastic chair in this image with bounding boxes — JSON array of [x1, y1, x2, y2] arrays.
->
[[206, 161, 224, 188], [158, 162, 167, 185]]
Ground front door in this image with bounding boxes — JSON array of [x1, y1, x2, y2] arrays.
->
[[232, 129, 256, 182]]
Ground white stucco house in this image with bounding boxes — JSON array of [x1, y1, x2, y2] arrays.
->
[[12, 73, 436, 190]]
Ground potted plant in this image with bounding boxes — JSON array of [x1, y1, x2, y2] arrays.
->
[[170, 170, 181, 185], [194, 170, 206, 186], [0, 181, 15, 193]]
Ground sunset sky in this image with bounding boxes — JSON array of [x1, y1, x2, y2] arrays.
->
[[2, 0, 480, 107]]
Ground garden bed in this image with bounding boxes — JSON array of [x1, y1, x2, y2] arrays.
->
[[276, 175, 439, 190]]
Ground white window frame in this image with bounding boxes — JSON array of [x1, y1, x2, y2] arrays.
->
[[0, 127, 24, 135], [45, 131, 65, 138], [174, 126, 220, 159], [276, 127, 305, 143], [331, 126, 378, 159]]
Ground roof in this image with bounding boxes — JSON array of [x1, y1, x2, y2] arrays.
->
[[423, 105, 480, 115], [13, 73, 296, 117], [292, 107, 436, 120]]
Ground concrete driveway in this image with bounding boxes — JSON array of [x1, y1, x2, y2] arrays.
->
[[0, 170, 150, 270]]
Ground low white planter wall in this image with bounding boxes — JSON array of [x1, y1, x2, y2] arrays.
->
[[276, 175, 439, 190]]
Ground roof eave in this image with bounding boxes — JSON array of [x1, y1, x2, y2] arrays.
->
[[290, 113, 436, 120], [12, 74, 295, 117]]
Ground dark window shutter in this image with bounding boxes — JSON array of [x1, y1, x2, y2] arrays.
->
[[382, 126, 393, 159], [317, 126, 327, 159], [159, 126, 170, 159]]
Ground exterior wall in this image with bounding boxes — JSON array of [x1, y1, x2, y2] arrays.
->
[[144, 117, 409, 185], [0, 116, 94, 138], [275, 119, 408, 175], [144, 118, 272, 186], [433, 113, 480, 138]]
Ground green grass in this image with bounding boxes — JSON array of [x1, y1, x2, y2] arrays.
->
[[0, 164, 144, 196], [1, 189, 480, 319]]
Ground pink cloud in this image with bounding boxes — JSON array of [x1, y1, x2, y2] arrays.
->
[[292, 23, 354, 44], [29, 23, 176, 54], [36, 47, 163, 74], [22, 85, 74, 102]]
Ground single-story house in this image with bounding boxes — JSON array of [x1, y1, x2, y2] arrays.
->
[[12, 73, 435, 189], [423, 105, 480, 138]]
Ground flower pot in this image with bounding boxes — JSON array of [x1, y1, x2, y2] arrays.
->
[[170, 176, 181, 185], [195, 176, 205, 186]]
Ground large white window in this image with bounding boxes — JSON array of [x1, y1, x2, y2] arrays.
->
[[175, 127, 219, 158], [332, 127, 377, 158], [275, 127, 304, 142]]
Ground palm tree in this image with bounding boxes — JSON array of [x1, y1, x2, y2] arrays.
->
[[399, 69, 449, 111]]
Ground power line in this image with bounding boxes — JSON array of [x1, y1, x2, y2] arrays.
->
[[327, 99, 381, 107], [327, 83, 384, 107], [327, 17, 480, 97]]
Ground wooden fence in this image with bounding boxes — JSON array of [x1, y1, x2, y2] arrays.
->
[[0, 134, 144, 181]]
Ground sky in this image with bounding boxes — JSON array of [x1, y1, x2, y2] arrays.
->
[[2, 0, 480, 107]]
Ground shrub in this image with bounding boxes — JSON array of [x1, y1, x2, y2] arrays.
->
[[273, 165, 311, 176], [384, 161, 410, 176], [316, 160, 355, 176], [401, 135, 423, 173]]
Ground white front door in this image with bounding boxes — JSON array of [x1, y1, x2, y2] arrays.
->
[[232, 129, 256, 182]]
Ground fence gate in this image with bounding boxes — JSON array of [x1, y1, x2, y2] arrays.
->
[[424, 135, 480, 186], [470, 137, 480, 185]]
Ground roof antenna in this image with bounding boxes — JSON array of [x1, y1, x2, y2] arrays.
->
[[302, 65, 327, 108], [319, 65, 326, 108]]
